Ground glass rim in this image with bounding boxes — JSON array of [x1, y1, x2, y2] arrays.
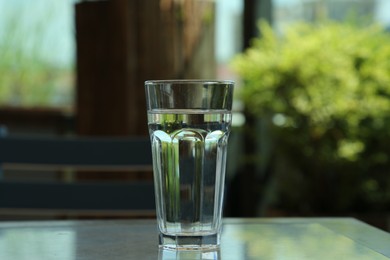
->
[[145, 79, 234, 85]]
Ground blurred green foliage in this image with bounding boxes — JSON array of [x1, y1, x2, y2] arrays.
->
[[232, 21, 390, 213], [0, 3, 74, 107]]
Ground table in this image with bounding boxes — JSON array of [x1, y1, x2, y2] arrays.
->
[[0, 218, 389, 259]]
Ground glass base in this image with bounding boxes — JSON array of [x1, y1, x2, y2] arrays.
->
[[159, 233, 220, 251]]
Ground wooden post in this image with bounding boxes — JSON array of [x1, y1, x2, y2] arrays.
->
[[75, 0, 215, 137]]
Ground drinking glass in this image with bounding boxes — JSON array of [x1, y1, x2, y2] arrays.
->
[[145, 80, 234, 250]]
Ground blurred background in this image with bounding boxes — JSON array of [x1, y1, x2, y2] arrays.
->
[[0, 0, 390, 231]]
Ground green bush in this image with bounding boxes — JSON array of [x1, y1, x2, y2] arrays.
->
[[232, 21, 390, 213]]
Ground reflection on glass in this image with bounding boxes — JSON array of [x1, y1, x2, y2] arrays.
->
[[158, 248, 220, 260], [0, 228, 75, 260], [221, 223, 387, 259]]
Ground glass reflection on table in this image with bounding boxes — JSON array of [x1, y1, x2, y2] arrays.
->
[[158, 248, 220, 260]]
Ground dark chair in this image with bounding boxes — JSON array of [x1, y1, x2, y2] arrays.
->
[[0, 136, 155, 219]]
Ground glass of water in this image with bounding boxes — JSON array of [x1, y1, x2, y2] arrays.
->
[[145, 80, 234, 251]]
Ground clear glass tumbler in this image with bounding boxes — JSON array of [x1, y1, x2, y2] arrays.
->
[[145, 80, 234, 250]]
